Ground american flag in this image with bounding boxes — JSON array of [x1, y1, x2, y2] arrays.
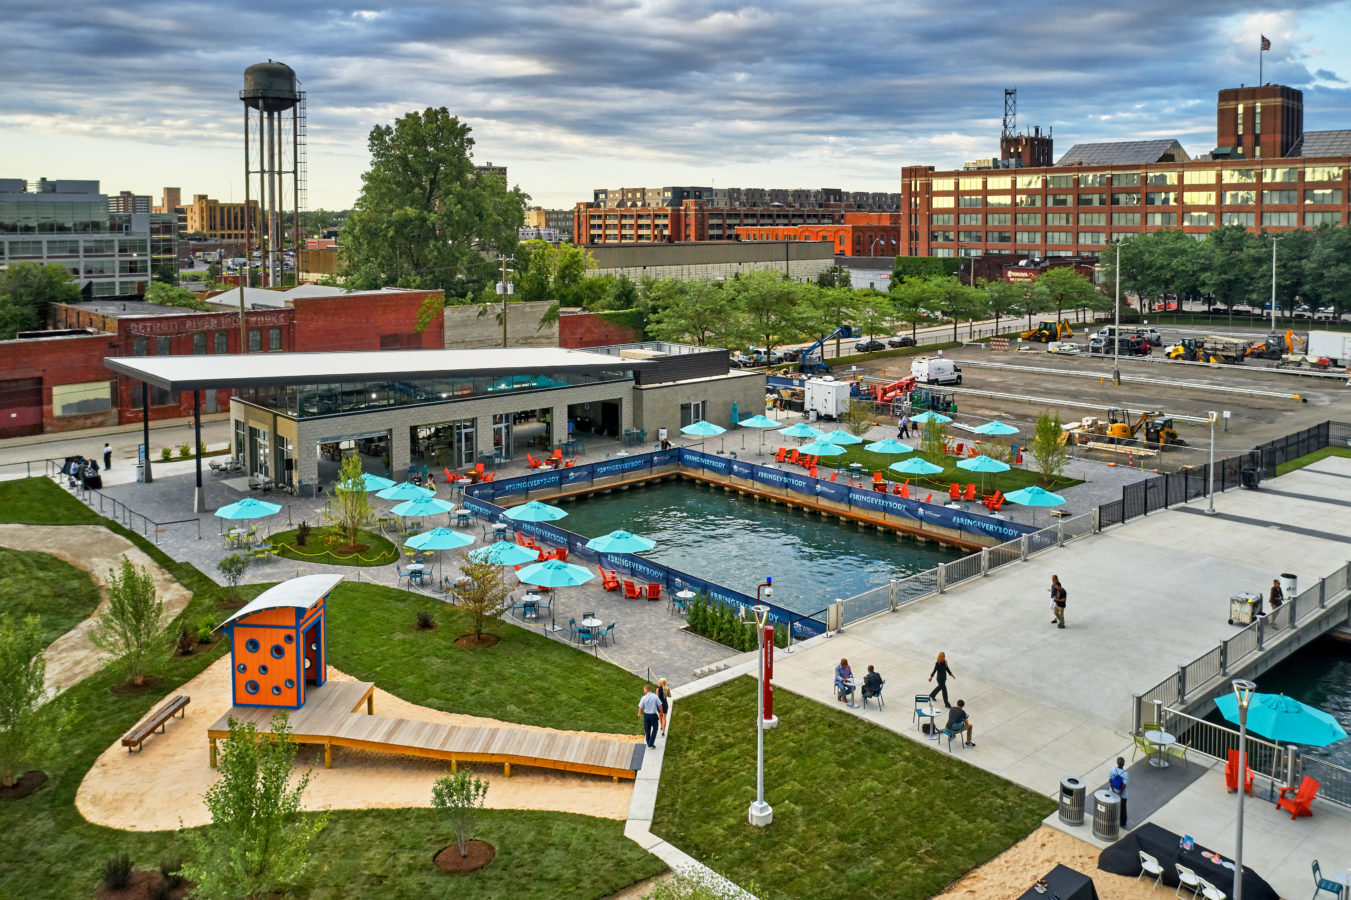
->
[[1261, 35, 1271, 51]]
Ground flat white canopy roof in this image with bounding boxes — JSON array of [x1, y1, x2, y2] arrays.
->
[[218, 573, 343, 630], [105, 347, 642, 392]]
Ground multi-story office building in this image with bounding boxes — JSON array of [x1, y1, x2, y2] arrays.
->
[[185, 194, 260, 241], [0, 178, 177, 297], [524, 207, 574, 240], [899, 85, 1350, 260], [734, 211, 903, 257], [153, 187, 187, 234], [576, 185, 900, 246]]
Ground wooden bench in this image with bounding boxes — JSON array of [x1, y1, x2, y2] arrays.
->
[[121, 695, 189, 752]]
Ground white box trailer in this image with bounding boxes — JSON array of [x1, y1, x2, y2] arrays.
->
[[1306, 330, 1351, 365], [804, 377, 852, 420]]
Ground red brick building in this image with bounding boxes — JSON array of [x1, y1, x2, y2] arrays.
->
[[733, 211, 903, 256], [0, 288, 443, 437]]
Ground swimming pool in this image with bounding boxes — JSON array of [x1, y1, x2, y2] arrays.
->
[[559, 480, 965, 615]]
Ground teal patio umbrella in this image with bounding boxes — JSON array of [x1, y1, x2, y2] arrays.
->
[[738, 414, 782, 452], [910, 410, 953, 425], [516, 558, 596, 632], [1003, 485, 1066, 526], [973, 420, 1019, 436], [469, 540, 540, 566], [391, 496, 454, 518], [681, 419, 728, 451], [377, 481, 435, 501], [1214, 693, 1348, 748], [342, 472, 396, 492], [796, 439, 846, 458], [405, 527, 474, 585], [864, 438, 915, 455], [889, 457, 943, 476], [504, 500, 568, 522], [778, 422, 824, 440], [585, 530, 657, 554], [215, 497, 282, 521], [822, 429, 863, 446], [957, 454, 1011, 494]]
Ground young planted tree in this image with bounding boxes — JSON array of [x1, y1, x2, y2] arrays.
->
[[0, 614, 66, 787], [456, 557, 510, 644], [217, 553, 251, 602], [182, 714, 327, 900], [920, 417, 948, 458], [431, 769, 490, 858], [839, 399, 875, 436], [1030, 410, 1071, 484], [91, 556, 170, 686], [980, 278, 1022, 335], [324, 453, 374, 552]]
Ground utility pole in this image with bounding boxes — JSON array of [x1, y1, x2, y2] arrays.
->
[[497, 254, 513, 348], [1269, 236, 1280, 333], [1113, 239, 1122, 386]]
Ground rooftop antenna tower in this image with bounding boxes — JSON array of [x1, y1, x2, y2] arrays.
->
[[240, 61, 305, 318], [1003, 88, 1017, 138]]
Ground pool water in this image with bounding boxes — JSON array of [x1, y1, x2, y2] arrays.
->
[[559, 480, 965, 615]]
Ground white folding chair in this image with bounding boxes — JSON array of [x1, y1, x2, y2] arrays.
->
[[1137, 851, 1163, 890], [1174, 863, 1201, 898], [1197, 876, 1226, 900]]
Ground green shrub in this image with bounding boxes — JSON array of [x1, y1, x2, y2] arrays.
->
[[296, 521, 311, 547], [160, 447, 172, 461], [195, 615, 216, 644], [178, 443, 191, 458], [101, 853, 132, 890]]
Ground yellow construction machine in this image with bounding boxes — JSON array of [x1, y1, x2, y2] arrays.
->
[[1245, 329, 1306, 361], [1063, 408, 1184, 447], [1020, 319, 1073, 343]]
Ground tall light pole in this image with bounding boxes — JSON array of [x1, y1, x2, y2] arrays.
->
[[1113, 239, 1122, 386], [1207, 411, 1218, 514], [748, 587, 777, 828], [1232, 678, 1256, 900], [496, 254, 514, 347], [1269, 236, 1280, 333]]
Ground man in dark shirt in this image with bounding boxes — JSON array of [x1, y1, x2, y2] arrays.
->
[[861, 665, 883, 701], [946, 699, 974, 747]]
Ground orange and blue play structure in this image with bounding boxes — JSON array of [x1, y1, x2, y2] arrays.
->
[[217, 573, 341, 710]]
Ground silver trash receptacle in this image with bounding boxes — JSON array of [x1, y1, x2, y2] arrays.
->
[[1059, 776, 1086, 825], [1092, 789, 1121, 841], [1280, 572, 1297, 599]]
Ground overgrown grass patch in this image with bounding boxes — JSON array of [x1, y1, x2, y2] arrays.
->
[[268, 525, 399, 567], [653, 677, 1055, 900], [326, 583, 644, 734], [1275, 446, 1351, 477], [0, 547, 102, 646], [0, 477, 100, 524]]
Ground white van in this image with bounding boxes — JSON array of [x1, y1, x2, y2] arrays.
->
[[910, 357, 962, 385]]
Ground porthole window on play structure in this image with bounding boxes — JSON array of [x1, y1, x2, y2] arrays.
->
[[304, 658, 311, 669], [272, 686, 281, 696], [271, 644, 285, 659], [284, 634, 294, 644], [245, 638, 259, 653], [258, 665, 268, 675], [285, 678, 295, 689], [310, 642, 318, 651], [245, 680, 259, 695], [236, 663, 247, 674]]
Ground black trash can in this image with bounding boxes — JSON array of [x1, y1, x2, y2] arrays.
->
[[1241, 467, 1261, 490]]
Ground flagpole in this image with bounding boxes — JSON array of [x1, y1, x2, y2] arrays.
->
[[1259, 40, 1263, 85]]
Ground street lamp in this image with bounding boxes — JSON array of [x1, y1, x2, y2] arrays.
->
[[1206, 411, 1218, 514], [748, 590, 777, 828], [1232, 678, 1256, 900], [1113, 238, 1122, 386], [1269, 236, 1281, 333]]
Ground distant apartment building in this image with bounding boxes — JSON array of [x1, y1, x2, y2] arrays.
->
[[525, 206, 573, 240], [735, 211, 903, 257], [153, 187, 187, 234], [899, 84, 1350, 261], [108, 191, 151, 214], [0, 177, 178, 297], [575, 185, 900, 246], [185, 193, 260, 241], [474, 162, 507, 180], [519, 226, 565, 243]]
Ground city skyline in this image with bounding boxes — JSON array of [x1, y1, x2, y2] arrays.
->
[[3, 1, 1350, 213]]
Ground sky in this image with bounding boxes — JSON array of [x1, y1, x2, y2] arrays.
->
[[2, 1, 1349, 212]]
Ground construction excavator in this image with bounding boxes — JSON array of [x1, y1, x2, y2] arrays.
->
[[1063, 408, 1185, 447], [1020, 319, 1073, 343], [1245, 329, 1306, 361]]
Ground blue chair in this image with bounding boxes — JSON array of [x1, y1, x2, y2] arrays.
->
[[395, 564, 410, 587], [935, 722, 967, 752], [861, 679, 885, 709], [598, 622, 616, 646], [567, 617, 579, 642], [1313, 861, 1348, 899], [914, 694, 936, 729], [577, 626, 596, 646]]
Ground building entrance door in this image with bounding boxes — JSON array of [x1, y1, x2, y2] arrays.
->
[[453, 421, 476, 468], [493, 413, 513, 462]]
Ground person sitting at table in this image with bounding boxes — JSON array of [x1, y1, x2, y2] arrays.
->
[[861, 665, 883, 701], [945, 700, 974, 747], [833, 658, 854, 703]]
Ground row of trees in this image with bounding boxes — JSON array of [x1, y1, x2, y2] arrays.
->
[[1100, 224, 1351, 315]]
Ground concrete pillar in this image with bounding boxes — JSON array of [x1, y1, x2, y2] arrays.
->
[[389, 424, 411, 477], [475, 414, 494, 463], [193, 391, 205, 513], [294, 422, 319, 491], [551, 403, 568, 449]]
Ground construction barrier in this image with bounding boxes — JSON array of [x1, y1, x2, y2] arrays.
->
[[988, 338, 1012, 351]]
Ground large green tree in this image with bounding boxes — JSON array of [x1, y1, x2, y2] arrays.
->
[[1035, 267, 1102, 323], [979, 278, 1022, 335], [724, 269, 805, 353], [144, 281, 208, 311], [647, 280, 733, 346], [0, 262, 79, 338], [340, 108, 529, 299]]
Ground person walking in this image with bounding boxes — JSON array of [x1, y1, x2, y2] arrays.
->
[[638, 685, 662, 748], [1268, 578, 1284, 611], [1108, 756, 1129, 827], [1050, 575, 1067, 629], [103, 442, 113, 469], [898, 413, 911, 439], [928, 652, 954, 707], [657, 678, 671, 736]]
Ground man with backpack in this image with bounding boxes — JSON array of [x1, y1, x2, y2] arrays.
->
[[1108, 756, 1129, 827]]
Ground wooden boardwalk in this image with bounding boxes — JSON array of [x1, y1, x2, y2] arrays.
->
[[207, 681, 645, 781]]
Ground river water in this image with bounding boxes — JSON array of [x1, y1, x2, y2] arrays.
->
[[559, 480, 964, 615], [1250, 637, 1351, 770]]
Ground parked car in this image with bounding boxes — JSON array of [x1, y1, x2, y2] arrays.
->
[[1088, 336, 1152, 357], [1046, 341, 1081, 355], [854, 339, 885, 353], [887, 335, 917, 348], [778, 348, 802, 363], [1138, 327, 1163, 346]]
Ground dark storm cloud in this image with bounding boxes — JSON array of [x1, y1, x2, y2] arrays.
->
[[3, 0, 1348, 181]]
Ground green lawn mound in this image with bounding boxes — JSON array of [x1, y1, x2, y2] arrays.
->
[[0, 547, 103, 647], [0, 478, 100, 525], [326, 583, 645, 735], [653, 677, 1056, 900], [268, 526, 398, 567], [818, 445, 1079, 495], [1275, 446, 1351, 477]]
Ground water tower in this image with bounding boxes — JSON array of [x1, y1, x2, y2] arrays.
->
[[240, 61, 306, 290]]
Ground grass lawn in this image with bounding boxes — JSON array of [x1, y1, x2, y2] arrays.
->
[[0, 477, 100, 524], [1275, 446, 1351, 477], [0, 479, 663, 899], [268, 525, 399, 566], [653, 677, 1055, 900], [326, 583, 645, 735], [814, 444, 1079, 496], [0, 547, 102, 646]]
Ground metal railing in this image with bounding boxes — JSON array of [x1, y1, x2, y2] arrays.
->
[[940, 554, 982, 589], [1157, 707, 1287, 785], [1294, 754, 1351, 807], [0, 457, 67, 481], [81, 486, 203, 544]]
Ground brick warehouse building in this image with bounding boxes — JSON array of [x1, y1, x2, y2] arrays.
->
[[898, 84, 1350, 261], [0, 288, 442, 437], [733, 211, 903, 257]]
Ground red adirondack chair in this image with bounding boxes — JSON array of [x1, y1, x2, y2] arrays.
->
[[645, 582, 661, 600], [901, 484, 911, 499], [828, 471, 838, 482], [527, 453, 541, 469], [964, 484, 976, 501], [949, 482, 961, 500], [1225, 749, 1254, 795], [787, 449, 801, 465], [623, 579, 641, 599], [808, 466, 818, 479], [482, 471, 496, 482], [1277, 776, 1319, 819], [601, 569, 621, 592], [774, 448, 787, 463], [923, 493, 933, 503]]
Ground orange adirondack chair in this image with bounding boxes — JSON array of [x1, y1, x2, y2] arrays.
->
[[964, 484, 976, 501], [873, 472, 886, 486], [900, 484, 911, 499], [482, 471, 496, 482], [527, 453, 541, 469], [444, 467, 455, 483], [774, 448, 787, 463], [1277, 776, 1319, 819], [808, 466, 818, 479], [948, 482, 961, 500], [923, 493, 933, 504], [555, 548, 568, 562], [565, 457, 578, 467], [550, 448, 563, 462], [645, 582, 661, 600], [623, 579, 641, 599], [601, 569, 621, 592], [1225, 750, 1254, 795], [988, 492, 1005, 512], [787, 449, 801, 465], [828, 471, 838, 482]]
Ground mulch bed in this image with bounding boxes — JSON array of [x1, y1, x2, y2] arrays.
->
[[0, 770, 47, 800], [414, 622, 439, 632], [110, 675, 164, 695], [454, 634, 500, 648], [94, 871, 195, 900], [434, 840, 496, 874]]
